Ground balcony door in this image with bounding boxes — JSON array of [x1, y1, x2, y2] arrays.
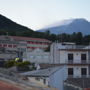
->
[[68, 53, 73, 63], [81, 54, 86, 63], [81, 68, 87, 77], [68, 68, 73, 78]]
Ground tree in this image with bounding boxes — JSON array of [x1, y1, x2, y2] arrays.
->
[[45, 30, 50, 36], [4, 60, 15, 68]]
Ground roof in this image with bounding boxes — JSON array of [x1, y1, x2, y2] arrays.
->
[[20, 66, 63, 77], [56, 42, 90, 50], [11, 36, 51, 43], [0, 36, 51, 43], [39, 64, 63, 69], [64, 78, 90, 88], [59, 49, 90, 51]]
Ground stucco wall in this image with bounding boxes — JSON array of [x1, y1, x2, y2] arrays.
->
[[68, 65, 89, 78], [49, 66, 67, 90]]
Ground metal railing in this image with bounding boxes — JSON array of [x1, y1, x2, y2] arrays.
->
[[65, 60, 90, 64], [65, 45, 90, 49], [68, 75, 90, 78]]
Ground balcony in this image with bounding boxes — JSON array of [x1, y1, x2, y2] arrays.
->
[[65, 60, 90, 64], [65, 45, 90, 49], [68, 75, 90, 78]]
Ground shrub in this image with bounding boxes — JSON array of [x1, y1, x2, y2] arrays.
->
[[4, 60, 15, 68]]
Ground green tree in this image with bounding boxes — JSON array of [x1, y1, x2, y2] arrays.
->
[[4, 60, 15, 68]]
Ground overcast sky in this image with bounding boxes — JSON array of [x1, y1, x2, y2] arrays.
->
[[0, 0, 90, 30]]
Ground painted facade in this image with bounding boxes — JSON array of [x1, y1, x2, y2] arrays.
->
[[50, 42, 90, 78]]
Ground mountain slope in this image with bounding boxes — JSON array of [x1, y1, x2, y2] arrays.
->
[[0, 14, 33, 35], [37, 18, 90, 35]]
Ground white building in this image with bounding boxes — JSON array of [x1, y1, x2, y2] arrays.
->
[[23, 48, 50, 64], [50, 42, 90, 78], [21, 66, 67, 90]]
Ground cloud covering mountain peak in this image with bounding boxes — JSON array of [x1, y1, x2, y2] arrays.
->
[[37, 18, 90, 35]]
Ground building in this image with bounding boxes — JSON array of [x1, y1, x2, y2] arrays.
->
[[50, 42, 90, 78], [20, 66, 67, 90], [0, 36, 27, 61], [23, 48, 50, 63], [0, 35, 51, 61], [11, 36, 51, 51], [20, 42, 90, 90]]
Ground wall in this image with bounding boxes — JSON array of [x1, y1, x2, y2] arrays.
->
[[28, 77, 49, 86], [24, 48, 50, 63], [50, 43, 90, 64], [60, 51, 88, 64], [68, 65, 89, 78], [50, 43, 61, 64], [49, 66, 68, 90], [0, 53, 17, 60]]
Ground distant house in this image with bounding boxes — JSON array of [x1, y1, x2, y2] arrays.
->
[[20, 66, 67, 90]]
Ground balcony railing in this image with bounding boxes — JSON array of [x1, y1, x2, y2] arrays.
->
[[65, 45, 90, 49], [65, 60, 90, 64], [68, 75, 90, 78]]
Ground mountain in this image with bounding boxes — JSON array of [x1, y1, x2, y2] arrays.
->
[[37, 18, 90, 35], [0, 14, 33, 35]]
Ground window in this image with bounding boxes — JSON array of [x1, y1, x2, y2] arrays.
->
[[68, 68, 73, 75], [81, 54, 86, 60], [43, 79, 46, 84], [0, 44, 2, 47], [81, 68, 87, 75], [13, 45, 17, 48], [8, 45, 12, 48], [68, 54, 73, 60], [35, 77, 40, 81], [3, 44, 7, 47]]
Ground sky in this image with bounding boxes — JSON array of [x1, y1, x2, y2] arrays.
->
[[0, 0, 90, 30]]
